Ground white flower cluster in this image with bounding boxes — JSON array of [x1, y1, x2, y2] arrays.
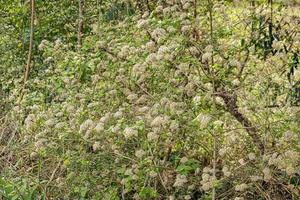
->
[[113, 110, 123, 119], [55, 122, 66, 129], [181, 0, 193, 10], [204, 83, 213, 91], [264, 150, 299, 176], [118, 45, 130, 59], [166, 0, 176, 5], [164, 101, 184, 115], [178, 62, 189, 73], [136, 95, 148, 105], [235, 183, 248, 192], [92, 142, 101, 152], [157, 45, 170, 60], [142, 11, 149, 19], [224, 132, 240, 144], [229, 59, 241, 68], [44, 57, 54, 64], [54, 38, 62, 49], [250, 175, 262, 182], [272, 40, 284, 50], [25, 114, 36, 130], [79, 119, 94, 138], [38, 39, 49, 51], [149, 170, 158, 178], [137, 19, 150, 29], [155, 5, 163, 14], [202, 52, 212, 63], [145, 40, 156, 52], [147, 131, 159, 141], [195, 113, 211, 128], [180, 23, 189, 34], [100, 112, 111, 124], [145, 53, 158, 65], [201, 167, 215, 191], [94, 122, 104, 133], [135, 149, 146, 158], [222, 165, 231, 177], [127, 93, 138, 102], [124, 168, 133, 176], [248, 152, 256, 161], [33, 130, 48, 153], [294, 69, 300, 81], [262, 167, 272, 181], [282, 131, 294, 141], [180, 157, 188, 164], [123, 127, 138, 139], [173, 174, 188, 187], [162, 7, 172, 16], [188, 46, 199, 56], [234, 198, 245, 200], [45, 118, 56, 128], [111, 123, 121, 134], [232, 79, 240, 86], [151, 28, 167, 42], [184, 82, 196, 97], [150, 115, 170, 128]]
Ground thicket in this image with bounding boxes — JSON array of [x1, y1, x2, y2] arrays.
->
[[0, 0, 299, 199]]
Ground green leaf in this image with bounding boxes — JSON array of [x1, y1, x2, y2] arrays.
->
[[176, 165, 194, 175], [139, 187, 158, 199]]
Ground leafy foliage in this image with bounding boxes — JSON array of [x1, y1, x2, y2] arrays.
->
[[0, 0, 300, 199]]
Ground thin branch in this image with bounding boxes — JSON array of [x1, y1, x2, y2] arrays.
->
[[78, 0, 85, 49], [45, 162, 61, 188], [208, 1, 217, 199], [18, 0, 35, 104], [216, 89, 265, 153]]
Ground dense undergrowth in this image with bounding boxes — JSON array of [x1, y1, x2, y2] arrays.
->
[[1, 0, 300, 199]]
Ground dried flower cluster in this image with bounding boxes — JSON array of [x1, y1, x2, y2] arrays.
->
[[1, 0, 299, 199]]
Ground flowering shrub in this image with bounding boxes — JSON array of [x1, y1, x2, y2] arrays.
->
[[0, 0, 300, 199]]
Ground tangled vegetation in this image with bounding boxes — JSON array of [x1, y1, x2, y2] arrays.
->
[[0, 0, 300, 199]]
